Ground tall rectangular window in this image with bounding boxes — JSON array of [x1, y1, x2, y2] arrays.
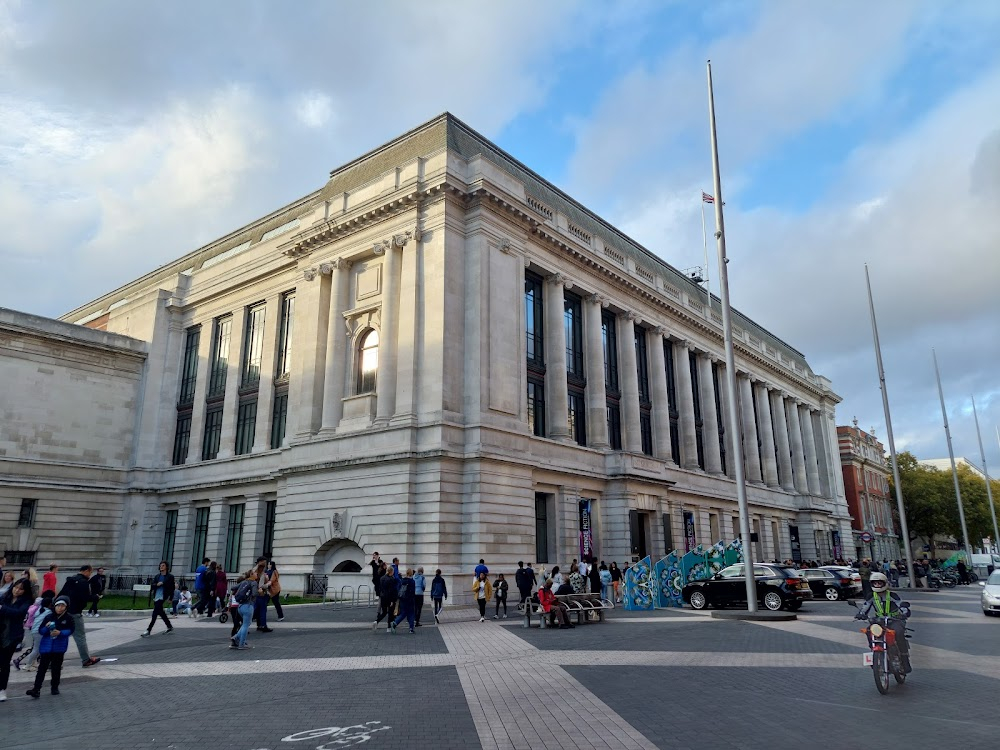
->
[[664, 341, 681, 465], [525, 272, 545, 365], [527, 378, 546, 437], [161, 509, 178, 567], [568, 391, 587, 446], [564, 292, 584, 377], [172, 413, 192, 465], [208, 316, 233, 397], [224, 503, 245, 572], [275, 292, 295, 378], [234, 400, 258, 455], [636, 329, 652, 456], [270, 392, 288, 449], [711, 362, 726, 474], [534, 493, 549, 564], [190, 507, 210, 572], [689, 351, 705, 469], [262, 499, 277, 558], [178, 326, 200, 405], [241, 303, 266, 387], [202, 406, 224, 460], [603, 311, 621, 450], [18, 498, 37, 528], [607, 404, 622, 450]]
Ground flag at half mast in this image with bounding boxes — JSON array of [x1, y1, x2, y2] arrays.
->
[[702, 191, 715, 204]]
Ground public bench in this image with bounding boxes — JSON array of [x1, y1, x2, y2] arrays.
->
[[521, 593, 614, 629]]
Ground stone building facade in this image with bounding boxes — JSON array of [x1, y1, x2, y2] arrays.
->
[[838, 421, 900, 561], [3, 114, 852, 594]]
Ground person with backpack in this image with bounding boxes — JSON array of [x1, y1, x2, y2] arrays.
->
[[250, 559, 273, 633], [57, 565, 101, 667], [231, 577, 256, 650], [201, 562, 218, 619], [373, 567, 399, 631], [412, 567, 426, 627], [14, 593, 52, 672], [430, 569, 448, 624], [25, 595, 75, 699], [140, 561, 175, 637], [193, 557, 209, 615], [390, 569, 417, 633]]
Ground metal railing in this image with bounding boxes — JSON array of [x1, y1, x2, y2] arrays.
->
[[323, 582, 376, 609]]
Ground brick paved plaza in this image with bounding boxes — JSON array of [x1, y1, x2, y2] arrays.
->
[[4, 587, 998, 749]]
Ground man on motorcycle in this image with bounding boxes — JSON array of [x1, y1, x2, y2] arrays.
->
[[855, 572, 912, 673]]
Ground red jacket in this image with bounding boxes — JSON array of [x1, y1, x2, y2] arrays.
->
[[538, 588, 557, 613]]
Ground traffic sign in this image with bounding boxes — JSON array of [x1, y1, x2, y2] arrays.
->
[[860, 531, 874, 543]]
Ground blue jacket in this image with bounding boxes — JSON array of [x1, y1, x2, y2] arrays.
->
[[397, 576, 415, 603], [430, 575, 448, 599], [413, 574, 426, 595], [38, 611, 76, 654]]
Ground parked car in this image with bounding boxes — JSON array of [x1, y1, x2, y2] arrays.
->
[[820, 566, 864, 593], [981, 570, 1000, 616], [682, 563, 814, 612], [802, 568, 862, 600]]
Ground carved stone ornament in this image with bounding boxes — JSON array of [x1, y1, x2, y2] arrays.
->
[[391, 230, 413, 248], [345, 308, 382, 340], [331, 512, 343, 538], [303, 266, 319, 281], [283, 246, 312, 259], [499, 238, 513, 254], [655, 325, 668, 337], [625, 310, 641, 324], [547, 272, 569, 288], [412, 227, 424, 242], [373, 241, 388, 256], [320, 258, 350, 275]]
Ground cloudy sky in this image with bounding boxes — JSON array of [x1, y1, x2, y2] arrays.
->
[[2, 0, 998, 472]]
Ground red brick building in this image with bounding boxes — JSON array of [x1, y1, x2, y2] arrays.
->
[[838, 420, 900, 561]]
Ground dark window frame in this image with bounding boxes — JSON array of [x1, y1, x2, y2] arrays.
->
[[208, 316, 233, 398], [161, 509, 178, 568], [270, 390, 289, 449], [525, 272, 545, 367], [356, 328, 379, 395], [689, 351, 705, 469], [224, 503, 245, 572], [172, 411, 192, 465], [190, 507, 210, 572], [274, 292, 295, 379], [568, 389, 587, 446], [201, 405, 224, 461], [607, 402, 622, 450], [178, 326, 201, 405], [527, 376, 546, 437], [534, 493, 549, 564], [241, 303, 266, 387], [564, 291, 585, 378], [234, 398, 258, 456], [711, 362, 727, 474], [262, 499, 277, 558], [664, 341, 681, 464], [2, 550, 36, 566], [17, 498, 37, 528]]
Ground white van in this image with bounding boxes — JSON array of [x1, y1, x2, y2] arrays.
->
[[970, 553, 1000, 576]]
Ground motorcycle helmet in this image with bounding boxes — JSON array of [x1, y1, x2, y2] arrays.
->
[[870, 572, 889, 592]]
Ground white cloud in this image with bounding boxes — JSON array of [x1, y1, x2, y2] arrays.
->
[[294, 91, 333, 129]]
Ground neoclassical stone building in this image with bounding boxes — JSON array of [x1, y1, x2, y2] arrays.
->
[[3, 114, 852, 593]]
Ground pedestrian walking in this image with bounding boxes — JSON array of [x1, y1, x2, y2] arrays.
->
[[493, 573, 508, 619], [193, 557, 210, 615], [24, 595, 75, 699], [390, 570, 417, 634], [599, 564, 612, 600], [430, 569, 448, 624], [0, 578, 31, 702], [14, 592, 52, 672], [202, 562, 218, 618], [472, 572, 493, 622], [231, 577, 256, 649], [588, 557, 601, 594], [140, 561, 175, 637], [412, 567, 426, 627], [21, 567, 40, 599], [250, 559, 272, 632], [515, 561, 532, 610], [86, 567, 107, 617], [267, 562, 284, 621], [57, 565, 101, 667], [474, 559, 489, 580], [374, 567, 399, 630], [42, 564, 58, 596]]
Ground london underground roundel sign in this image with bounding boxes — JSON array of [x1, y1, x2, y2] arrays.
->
[[859, 531, 874, 543]]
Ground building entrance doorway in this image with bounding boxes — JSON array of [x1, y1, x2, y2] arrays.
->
[[629, 510, 650, 561]]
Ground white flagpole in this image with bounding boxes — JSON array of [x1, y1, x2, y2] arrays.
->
[[932, 349, 973, 563], [865, 265, 915, 586], [707, 60, 756, 612], [972, 396, 1000, 554], [701, 198, 711, 318]]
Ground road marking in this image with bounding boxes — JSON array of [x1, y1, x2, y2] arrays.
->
[[791, 698, 1000, 728]]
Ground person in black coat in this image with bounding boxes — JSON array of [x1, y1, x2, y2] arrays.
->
[[373, 570, 399, 631], [0, 578, 32, 701], [141, 561, 175, 637], [57, 565, 101, 667], [87, 567, 107, 617]]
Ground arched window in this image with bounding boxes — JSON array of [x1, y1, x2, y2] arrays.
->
[[356, 328, 379, 394]]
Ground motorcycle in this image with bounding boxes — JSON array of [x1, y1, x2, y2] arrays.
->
[[926, 571, 954, 589], [848, 599, 912, 694]]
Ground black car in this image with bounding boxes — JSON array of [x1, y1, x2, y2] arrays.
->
[[682, 563, 814, 611], [803, 568, 862, 601]]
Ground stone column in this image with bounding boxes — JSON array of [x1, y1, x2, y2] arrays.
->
[[186, 321, 214, 463], [543, 273, 570, 440], [584, 293, 609, 448], [754, 382, 779, 487], [318, 259, 351, 435], [217, 306, 248, 459], [617, 312, 642, 453], [674, 340, 699, 469], [738, 374, 763, 483], [786, 399, 809, 494], [253, 295, 281, 452], [290, 265, 329, 441], [770, 390, 795, 491], [375, 236, 405, 426], [800, 403, 822, 496], [648, 327, 674, 463], [696, 353, 722, 474]]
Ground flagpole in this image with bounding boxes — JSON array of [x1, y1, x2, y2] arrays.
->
[[933, 349, 973, 563], [701, 198, 711, 318], [707, 60, 756, 612], [865, 265, 915, 586], [972, 396, 1000, 554]]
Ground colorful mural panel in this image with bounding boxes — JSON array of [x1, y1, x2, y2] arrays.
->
[[622, 556, 654, 610]]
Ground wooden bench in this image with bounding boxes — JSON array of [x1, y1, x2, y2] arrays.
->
[[521, 593, 614, 628]]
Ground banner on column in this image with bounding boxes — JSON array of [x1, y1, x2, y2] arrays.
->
[[832, 530, 842, 560], [684, 511, 696, 552], [789, 525, 802, 563], [579, 499, 593, 561]]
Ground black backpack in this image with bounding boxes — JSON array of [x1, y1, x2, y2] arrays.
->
[[234, 580, 255, 605]]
